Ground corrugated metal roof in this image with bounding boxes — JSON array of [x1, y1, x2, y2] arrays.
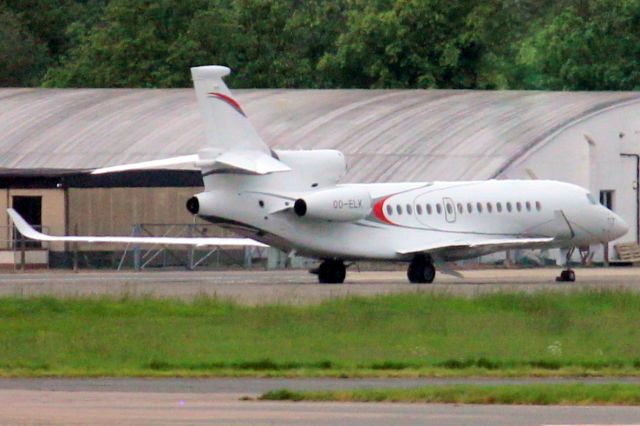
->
[[1, 88, 639, 181]]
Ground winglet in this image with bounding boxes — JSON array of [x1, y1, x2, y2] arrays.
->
[[7, 209, 51, 241]]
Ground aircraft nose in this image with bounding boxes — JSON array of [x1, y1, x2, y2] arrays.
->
[[608, 213, 629, 240]]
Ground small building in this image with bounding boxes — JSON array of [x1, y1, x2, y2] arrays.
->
[[1, 88, 639, 267]]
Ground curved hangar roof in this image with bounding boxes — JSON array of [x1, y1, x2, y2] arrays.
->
[[1, 88, 639, 182]]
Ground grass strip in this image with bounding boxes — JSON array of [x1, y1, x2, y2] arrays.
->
[[2, 290, 640, 377], [260, 384, 640, 405]]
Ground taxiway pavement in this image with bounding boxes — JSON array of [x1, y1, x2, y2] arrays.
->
[[0, 267, 639, 304], [1, 378, 640, 425]]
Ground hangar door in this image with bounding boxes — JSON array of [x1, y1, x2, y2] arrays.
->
[[620, 155, 639, 244], [12, 196, 42, 248]]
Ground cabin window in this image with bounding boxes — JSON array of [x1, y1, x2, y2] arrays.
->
[[396, 205, 403, 215], [386, 205, 393, 216], [467, 203, 473, 213], [496, 202, 502, 213], [525, 201, 532, 212], [506, 202, 512, 212], [446, 204, 453, 214], [416, 204, 423, 215], [516, 202, 522, 212], [426, 204, 433, 215], [535, 201, 542, 211], [486, 202, 493, 213], [406, 204, 413, 215], [476, 202, 483, 213], [457, 203, 463, 214], [436, 204, 442, 214]]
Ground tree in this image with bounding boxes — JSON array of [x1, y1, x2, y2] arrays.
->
[[0, 6, 49, 86], [318, 0, 491, 88], [516, 0, 640, 90]]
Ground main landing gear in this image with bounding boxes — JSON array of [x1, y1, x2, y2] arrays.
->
[[313, 259, 346, 284], [407, 254, 436, 284], [556, 247, 576, 282]]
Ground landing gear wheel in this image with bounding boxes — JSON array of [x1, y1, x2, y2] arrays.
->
[[556, 269, 576, 282], [318, 260, 346, 284], [555, 248, 576, 282], [407, 255, 436, 284]]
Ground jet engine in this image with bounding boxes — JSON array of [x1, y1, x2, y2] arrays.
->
[[293, 187, 372, 222]]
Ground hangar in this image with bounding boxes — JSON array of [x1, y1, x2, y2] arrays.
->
[[1, 88, 639, 267]]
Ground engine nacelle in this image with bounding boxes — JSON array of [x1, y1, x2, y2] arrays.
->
[[293, 187, 372, 222]]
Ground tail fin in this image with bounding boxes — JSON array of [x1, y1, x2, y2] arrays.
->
[[92, 66, 290, 176], [191, 66, 270, 155]]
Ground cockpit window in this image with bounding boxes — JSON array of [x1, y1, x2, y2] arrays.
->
[[586, 193, 598, 205]]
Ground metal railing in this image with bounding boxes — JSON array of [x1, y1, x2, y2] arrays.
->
[[117, 223, 268, 271]]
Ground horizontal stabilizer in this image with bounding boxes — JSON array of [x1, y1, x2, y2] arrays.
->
[[213, 151, 291, 174], [8, 209, 267, 247], [397, 236, 554, 256]]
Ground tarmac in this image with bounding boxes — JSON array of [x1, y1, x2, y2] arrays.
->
[[0, 267, 639, 304], [1, 378, 640, 425]]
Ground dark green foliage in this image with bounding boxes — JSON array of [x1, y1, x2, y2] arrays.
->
[[3, 0, 640, 89]]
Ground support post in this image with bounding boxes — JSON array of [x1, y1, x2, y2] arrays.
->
[[133, 224, 141, 272], [20, 235, 26, 272], [72, 225, 78, 272]]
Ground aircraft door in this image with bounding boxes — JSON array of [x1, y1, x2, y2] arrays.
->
[[443, 197, 456, 223]]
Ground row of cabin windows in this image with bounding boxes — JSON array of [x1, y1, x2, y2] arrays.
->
[[386, 201, 542, 217]]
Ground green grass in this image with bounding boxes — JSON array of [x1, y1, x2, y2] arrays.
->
[[1, 291, 640, 376], [260, 384, 640, 405]]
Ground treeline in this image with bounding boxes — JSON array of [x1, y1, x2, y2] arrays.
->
[[2, 0, 640, 90]]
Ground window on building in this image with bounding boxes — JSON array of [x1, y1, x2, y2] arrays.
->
[[599, 190, 615, 210]]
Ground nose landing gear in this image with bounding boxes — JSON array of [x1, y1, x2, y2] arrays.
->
[[556, 247, 576, 282], [407, 254, 436, 284]]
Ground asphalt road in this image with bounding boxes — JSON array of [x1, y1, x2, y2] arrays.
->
[[0, 267, 639, 304], [2, 378, 640, 425]]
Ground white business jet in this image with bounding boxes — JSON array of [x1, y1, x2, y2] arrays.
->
[[7, 65, 628, 283]]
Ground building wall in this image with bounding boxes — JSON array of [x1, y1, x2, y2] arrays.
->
[[502, 100, 640, 261], [66, 187, 222, 251]]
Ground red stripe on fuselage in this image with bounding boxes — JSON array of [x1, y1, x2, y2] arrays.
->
[[373, 196, 394, 225], [207, 92, 246, 116]]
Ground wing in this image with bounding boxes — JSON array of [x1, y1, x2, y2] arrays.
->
[[398, 236, 554, 258], [7, 209, 267, 248]]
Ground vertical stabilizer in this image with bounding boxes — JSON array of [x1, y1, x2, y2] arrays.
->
[[191, 66, 270, 154]]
